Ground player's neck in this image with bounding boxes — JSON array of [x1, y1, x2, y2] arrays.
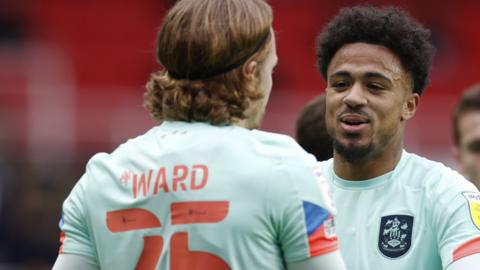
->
[[333, 141, 403, 181], [235, 117, 260, 130], [236, 119, 250, 129]]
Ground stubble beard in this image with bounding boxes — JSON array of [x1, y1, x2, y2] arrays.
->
[[333, 137, 374, 163], [333, 128, 399, 164]]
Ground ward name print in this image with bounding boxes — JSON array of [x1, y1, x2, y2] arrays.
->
[[120, 165, 209, 199]]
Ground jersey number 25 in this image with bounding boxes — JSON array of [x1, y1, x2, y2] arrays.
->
[[107, 201, 231, 270]]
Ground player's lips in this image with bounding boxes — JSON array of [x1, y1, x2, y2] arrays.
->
[[339, 114, 370, 133]]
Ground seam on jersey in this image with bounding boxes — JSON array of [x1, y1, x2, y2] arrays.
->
[[82, 170, 101, 265], [265, 154, 288, 245], [153, 123, 221, 157], [425, 163, 448, 258], [282, 156, 313, 263], [427, 166, 474, 265], [330, 150, 410, 191], [329, 153, 403, 190], [264, 155, 279, 245], [266, 154, 310, 263]]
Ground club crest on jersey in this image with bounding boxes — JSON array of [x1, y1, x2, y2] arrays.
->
[[463, 192, 480, 230], [378, 215, 413, 258]]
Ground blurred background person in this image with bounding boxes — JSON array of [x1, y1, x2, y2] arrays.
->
[[296, 94, 333, 161], [453, 83, 480, 190]]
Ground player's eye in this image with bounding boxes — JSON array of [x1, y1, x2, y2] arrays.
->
[[367, 82, 385, 91], [466, 140, 480, 153], [331, 81, 349, 91]]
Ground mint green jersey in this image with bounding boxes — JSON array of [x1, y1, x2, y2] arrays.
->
[[58, 121, 338, 269], [317, 150, 480, 270]]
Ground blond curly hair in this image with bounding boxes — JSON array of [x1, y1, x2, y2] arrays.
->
[[144, 0, 273, 125]]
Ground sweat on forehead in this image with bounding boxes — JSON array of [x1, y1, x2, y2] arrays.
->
[[316, 6, 435, 95]]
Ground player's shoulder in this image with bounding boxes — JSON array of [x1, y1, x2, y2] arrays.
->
[[403, 151, 478, 195], [314, 159, 332, 171], [250, 129, 315, 164], [250, 129, 301, 150], [312, 159, 333, 182], [112, 126, 160, 158], [254, 131, 336, 212], [85, 126, 160, 180]]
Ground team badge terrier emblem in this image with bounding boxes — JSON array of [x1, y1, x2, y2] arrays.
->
[[378, 215, 413, 258]]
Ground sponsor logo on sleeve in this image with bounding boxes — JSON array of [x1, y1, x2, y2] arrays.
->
[[323, 215, 336, 239], [378, 215, 414, 259], [463, 192, 480, 230], [303, 201, 338, 256]]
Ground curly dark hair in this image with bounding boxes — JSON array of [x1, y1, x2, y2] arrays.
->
[[316, 6, 435, 95]]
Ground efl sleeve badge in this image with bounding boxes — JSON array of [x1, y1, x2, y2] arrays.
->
[[463, 192, 480, 230]]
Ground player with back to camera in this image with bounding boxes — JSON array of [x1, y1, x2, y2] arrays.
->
[[315, 6, 480, 270], [52, 0, 346, 269]]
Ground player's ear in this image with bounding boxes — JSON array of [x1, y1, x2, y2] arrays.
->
[[243, 60, 258, 80], [401, 92, 419, 121]]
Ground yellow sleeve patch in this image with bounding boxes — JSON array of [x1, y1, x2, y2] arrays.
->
[[463, 192, 480, 230]]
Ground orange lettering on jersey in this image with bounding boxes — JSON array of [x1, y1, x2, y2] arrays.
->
[[171, 201, 229, 225], [153, 167, 169, 194], [173, 165, 188, 192], [170, 232, 230, 270], [191, 165, 208, 190], [107, 208, 161, 232], [129, 164, 210, 198], [135, 236, 164, 270], [133, 170, 153, 199]]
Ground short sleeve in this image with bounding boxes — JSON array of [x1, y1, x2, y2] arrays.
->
[[430, 171, 480, 268], [58, 174, 98, 263], [267, 154, 338, 263]]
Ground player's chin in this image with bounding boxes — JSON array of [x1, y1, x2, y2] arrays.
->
[[334, 139, 374, 162], [344, 141, 371, 151], [338, 132, 369, 145], [337, 135, 372, 150]]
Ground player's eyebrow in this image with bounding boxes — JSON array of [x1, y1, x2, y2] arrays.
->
[[329, 71, 391, 80], [364, 71, 391, 82], [329, 70, 351, 78]]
